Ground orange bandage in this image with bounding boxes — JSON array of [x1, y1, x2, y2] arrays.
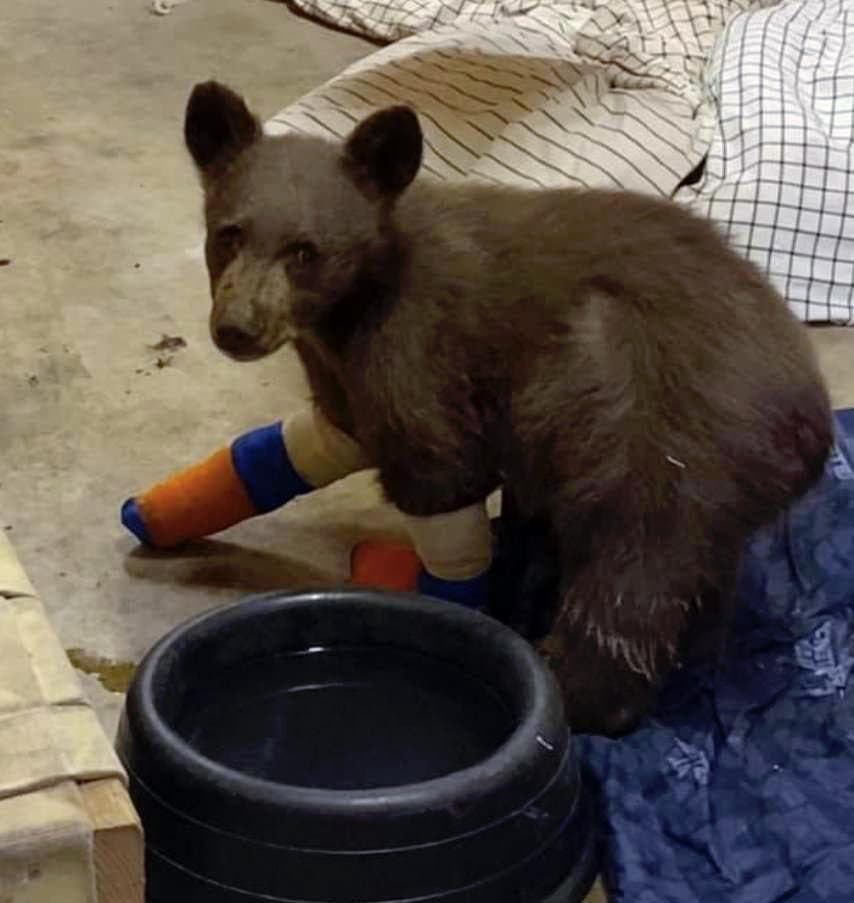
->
[[122, 410, 370, 549], [127, 447, 256, 548], [350, 540, 422, 592]]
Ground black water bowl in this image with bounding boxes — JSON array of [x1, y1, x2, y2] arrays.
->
[[116, 590, 597, 902]]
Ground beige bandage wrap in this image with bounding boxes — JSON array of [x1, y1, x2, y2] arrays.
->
[[406, 502, 493, 581], [283, 407, 371, 488]]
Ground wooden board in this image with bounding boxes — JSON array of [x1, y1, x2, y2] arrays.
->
[[0, 531, 144, 903], [80, 779, 144, 903]]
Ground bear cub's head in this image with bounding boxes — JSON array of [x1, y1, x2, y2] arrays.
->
[[184, 81, 423, 361]]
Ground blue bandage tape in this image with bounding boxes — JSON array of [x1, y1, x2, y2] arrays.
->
[[120, 497, 152, 545], [417, 569, 490, 610], [231, 421, 313, 513]]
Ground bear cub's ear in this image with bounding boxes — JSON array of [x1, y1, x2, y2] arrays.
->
[[343, 105, 423, 199], [184, 81, 261, 179]]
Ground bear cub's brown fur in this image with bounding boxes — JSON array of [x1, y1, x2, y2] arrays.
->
[[184, 81, 833, 736]]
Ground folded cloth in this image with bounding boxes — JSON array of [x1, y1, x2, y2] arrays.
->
[[271, 0, 751, 195], [578, 408, 854, 903]]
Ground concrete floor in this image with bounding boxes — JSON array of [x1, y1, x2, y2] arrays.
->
[[0, 0, 381, 735], [1, 0, 853, 744]]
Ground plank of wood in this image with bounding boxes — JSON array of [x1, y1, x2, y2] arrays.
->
[[80, 779, 144, 903], [0, 531, 37, 598]]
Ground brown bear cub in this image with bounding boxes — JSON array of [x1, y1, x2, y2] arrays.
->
[[184, 81, 833, 736]]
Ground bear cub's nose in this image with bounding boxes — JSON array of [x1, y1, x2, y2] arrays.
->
[[214, 325, 263, 360]]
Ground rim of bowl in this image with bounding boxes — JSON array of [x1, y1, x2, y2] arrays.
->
[[127, 589, 567, 822]]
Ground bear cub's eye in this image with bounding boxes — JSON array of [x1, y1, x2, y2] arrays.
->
[[215, 224, 244, 253], [283, 240, 319, 269]]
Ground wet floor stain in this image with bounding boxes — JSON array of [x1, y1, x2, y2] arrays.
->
[[65, 648, 137, 693]]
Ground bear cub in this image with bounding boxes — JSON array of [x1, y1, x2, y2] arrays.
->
[[184, 81, 833, 736]]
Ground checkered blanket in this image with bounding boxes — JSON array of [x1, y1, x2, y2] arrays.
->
[[678, 0, 854, 323], [277, 0, 854, 323]]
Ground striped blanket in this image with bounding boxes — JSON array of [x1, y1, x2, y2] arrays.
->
[[273, 0, 854, 323], [270, 0, 737, 194]]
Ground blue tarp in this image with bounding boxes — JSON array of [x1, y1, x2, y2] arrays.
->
[[579, 409, 854, 903]]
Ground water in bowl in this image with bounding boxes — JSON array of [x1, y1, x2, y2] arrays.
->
[[179, 645, 515, 790]]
